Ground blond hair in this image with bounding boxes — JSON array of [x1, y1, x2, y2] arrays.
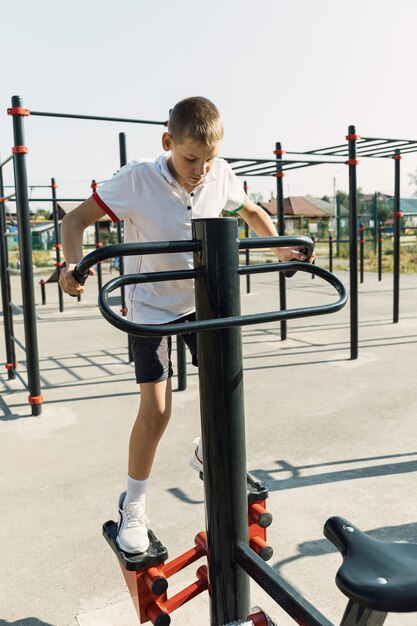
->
[[168, 97, 224, 146]]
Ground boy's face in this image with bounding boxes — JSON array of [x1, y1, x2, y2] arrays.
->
[[162, 133, 221, 192]]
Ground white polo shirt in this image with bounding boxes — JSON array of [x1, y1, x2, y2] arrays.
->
[[93, 154, 247, 324]]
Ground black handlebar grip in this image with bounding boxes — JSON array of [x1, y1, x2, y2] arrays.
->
[[283, 246, 312, 278], [72, 265, 88, 285], [66, 264, 89, 297]]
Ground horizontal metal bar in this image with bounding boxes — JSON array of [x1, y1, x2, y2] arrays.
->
[[27, 198, 87, 202], [233, 167, 277, 177], [227, 157, 346, 169], [13, 369, 29, 391], [30, 110, 166, 125], [367, 147, 417, 158], [239, 235, 314, 257], [361, 135, 417, 144], [237, 542, 334, 626], [225, 157, 278, 165], [0, 154, 13, 169], [11, 335, 26, 351], [293, 146, 348, 156], [74, 240, 201, 279]]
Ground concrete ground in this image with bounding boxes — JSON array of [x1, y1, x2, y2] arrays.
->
[[1, 265, 417, 626]]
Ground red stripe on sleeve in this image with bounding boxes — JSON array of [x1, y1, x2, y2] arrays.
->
[[92, 192, 120, 223]]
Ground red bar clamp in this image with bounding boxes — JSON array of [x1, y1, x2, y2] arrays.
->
[[7, 107, 30, 116], [12, 146, 28, 154]]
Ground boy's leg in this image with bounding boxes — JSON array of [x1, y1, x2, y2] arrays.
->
[[117, 335, 173, 554], [128, 378, 173, 479]]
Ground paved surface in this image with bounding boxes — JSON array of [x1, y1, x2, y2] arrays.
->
[[1, 266, 417, 626]]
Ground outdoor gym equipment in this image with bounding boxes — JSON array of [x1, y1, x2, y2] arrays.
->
[[73, 219, 417, 624], [3, 96, 193, 415], [294, 131, 417, 349]]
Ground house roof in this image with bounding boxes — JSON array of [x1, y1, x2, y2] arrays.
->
[[258, 196, 335, 218]]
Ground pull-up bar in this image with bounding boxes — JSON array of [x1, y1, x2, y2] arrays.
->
[[10, 108, 168, 127]]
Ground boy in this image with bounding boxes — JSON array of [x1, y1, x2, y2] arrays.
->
[[59, 96, 309, 554]]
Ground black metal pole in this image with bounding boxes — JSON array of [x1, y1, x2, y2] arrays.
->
[[359, 222, 365, 284], [9, 96, 43, 414], [118, 133, 127, 317], [193, 218, 250, 626], [0, 162, 16, 379], [378, 222, 383, 282], [372, 192, 378, 254], [336, 192, 341, 257], [275, 142, 287, 341], [393, 150, 401, 324], [176, 335, 187, 391], [91, 180, 103, 292], [347, 126, 359, 360], [339, 599, 387, 626], [329, 233, 333, 273], [51, 178, 64, 312], [243, 180, 250, 294]]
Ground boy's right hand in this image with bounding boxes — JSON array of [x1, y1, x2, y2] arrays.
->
[[59, 263, 94, 296]]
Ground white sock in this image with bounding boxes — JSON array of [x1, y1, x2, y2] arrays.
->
[[124, 476, 148, 507], [196, 437, 203, 462]]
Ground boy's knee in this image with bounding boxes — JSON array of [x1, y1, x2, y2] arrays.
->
[[136, 405, 172, 436]]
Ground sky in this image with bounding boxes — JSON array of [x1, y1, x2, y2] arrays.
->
[[2, 0, 417, 208]]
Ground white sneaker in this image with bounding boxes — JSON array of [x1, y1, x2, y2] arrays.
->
[[116, 493, 149, 554], [189, 437, 204, 472]]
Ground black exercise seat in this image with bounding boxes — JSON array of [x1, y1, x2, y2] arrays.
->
[[324, 516, 417, 613]]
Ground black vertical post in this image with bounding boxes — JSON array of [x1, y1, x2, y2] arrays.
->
[[372, 192, 378, 253], [393, 150, 401, 324], [347, 126, 358, 360], [359, 223, 365, 284], [311, 236, 316, 280], [0, 161, 16, 379], [51, 177, 64, 312], [329, 233, 333, 273], [275, 142, 287, 341], [176, 334, 187, 391], [243, 181, 251, 294], [118, 133, 127, 317], [91, 180, 103, 292], [9, 96, 43, 414], [378, 222, 383, 282], [243, 180, 250, 294], [193, 218, 250, 626], [336, 192, 341, 257]]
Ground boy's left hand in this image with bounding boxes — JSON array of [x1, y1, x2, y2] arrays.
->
[[274, 246, 315, 263]]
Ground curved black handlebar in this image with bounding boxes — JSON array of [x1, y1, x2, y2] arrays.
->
[[72, 235, 314, 285], [239, 234, 314, 279], [97, 261, 347, 336], [72, 240, 200, 284], [72, 234, 347, 337]]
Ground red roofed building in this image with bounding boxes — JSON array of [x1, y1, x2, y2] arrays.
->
[[258, 196, 339, 234]]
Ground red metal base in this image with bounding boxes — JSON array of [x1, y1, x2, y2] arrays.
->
[[116, 498, 273, 625]]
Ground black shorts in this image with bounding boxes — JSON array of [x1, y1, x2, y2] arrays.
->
[[128, 313, 198, 384]]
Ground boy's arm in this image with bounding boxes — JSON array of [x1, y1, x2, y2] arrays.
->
[[238, 199, 313, 262], [59, 196, 107, 295]]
